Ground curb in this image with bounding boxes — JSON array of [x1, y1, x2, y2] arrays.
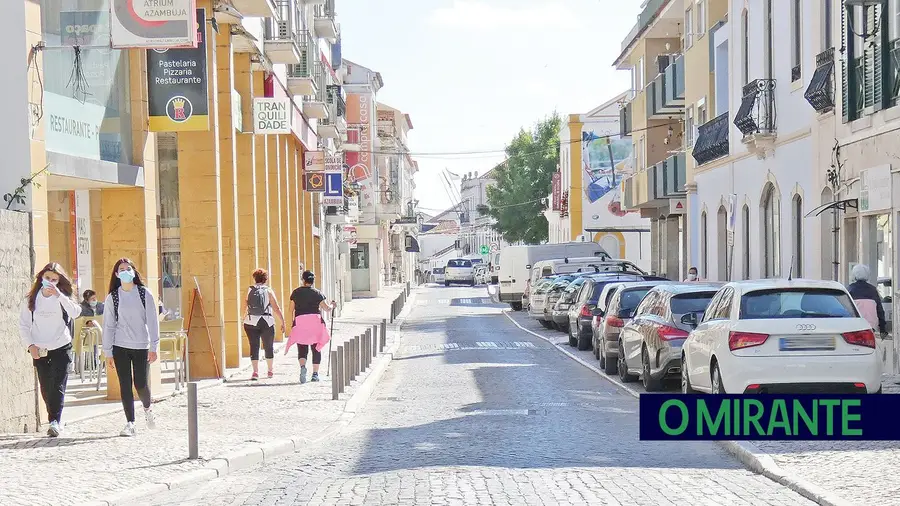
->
[[502, 310, 855, 506], [75, 288, 416, 506]]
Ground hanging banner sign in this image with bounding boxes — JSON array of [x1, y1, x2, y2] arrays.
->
[[146, 9, 209, 132], [551, 172, 561, 210], [324, 172, 343, 198], [304, 172, 327, 192], [325, 155, 342, 172], [252, 97, 291, 134], [111, 0, 198, 49], [305, 151, 325, 172]]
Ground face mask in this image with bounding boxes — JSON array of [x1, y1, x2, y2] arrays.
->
[[117, 269, 136, 283], [41, 279, 58, 289], [89, 300, 98, 308], [688, 274, 697, 281]]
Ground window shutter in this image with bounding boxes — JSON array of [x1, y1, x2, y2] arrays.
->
[[873, 3, 887, 111], [842, 6, 851, 123]]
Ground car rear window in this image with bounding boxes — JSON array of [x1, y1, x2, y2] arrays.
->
[[620, 288, 652, 313], [433, 268, 444, 274], [447, 260, 472, 268], [739, 288, 859, 319], [670, 292, 717, 314]]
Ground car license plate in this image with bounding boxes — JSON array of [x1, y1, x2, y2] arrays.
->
[[779, 336, 836, 351]]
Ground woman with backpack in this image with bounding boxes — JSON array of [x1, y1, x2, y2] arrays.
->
[[101, 258, 160, 437], [18, 262, 81, 437], [242, 268, 286, 380]]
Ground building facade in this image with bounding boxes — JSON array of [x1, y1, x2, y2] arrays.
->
[[1, 0, 415, 431], [548, 94, 651, 270]]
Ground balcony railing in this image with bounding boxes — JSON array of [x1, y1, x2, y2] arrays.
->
[[692, 112, 730, 166], [646, 54, 684, 117], [805, 48, 835, 113], [651, 153, 685, 200], [620, 102, 632, 137], [733, 79, 776, 136], [327, 85, 346, 117]]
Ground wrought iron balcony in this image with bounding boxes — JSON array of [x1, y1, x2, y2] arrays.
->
[[805, 48, 835, 113], [314, 0, 338, 40], [734, 79, 776, 136], [692, 112, 730, 166]]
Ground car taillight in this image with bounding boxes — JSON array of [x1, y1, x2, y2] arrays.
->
[[580, 305, 592, 317], [729, 331, 769, 351], [657, 325, 689, 341], [606, 316, 624, 328], [842, 329, 876, 348]]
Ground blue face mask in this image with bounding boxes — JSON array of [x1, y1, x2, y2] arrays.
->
[[117, 269, 136, 283], [41, 279, 57, 289]]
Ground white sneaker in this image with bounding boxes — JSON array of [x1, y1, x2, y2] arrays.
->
[[47, 421, 61, 438], [145, 409, 156, 429], [120, 422, 136, 437]]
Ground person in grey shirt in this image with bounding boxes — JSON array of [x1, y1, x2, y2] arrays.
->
[[101, 258, 160, 437]]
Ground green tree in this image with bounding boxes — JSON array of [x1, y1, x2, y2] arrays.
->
[[482, 113, 561, 244]]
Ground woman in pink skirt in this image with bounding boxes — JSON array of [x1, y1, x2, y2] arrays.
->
[[285, 271, 335, 383]]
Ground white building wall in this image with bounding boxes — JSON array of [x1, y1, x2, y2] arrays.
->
[[0, 2, 33, 212]]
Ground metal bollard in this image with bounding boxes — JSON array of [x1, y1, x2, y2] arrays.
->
[[372, 324, 379, 358], [364, 329, 371, 369], [361, 331, 368, 371], [390, 300, 395, 323], [380, 319, 387, 352], [331, 350, 339, 400], [343, 342, 351, 387], [352, 335, 360, 378], [337, 346, 345, 393], [188, 382, 199, 459]]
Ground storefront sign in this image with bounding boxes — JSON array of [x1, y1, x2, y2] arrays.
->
[[325, 155, 342, 172], [668, 198, 686, 215], [304, 172, 327, 192], [551, 172, 561, 210], [305, 151, 325, 171], [347, 195, 359, 223], [324, 172, 343, 198], [60, 10, 110, 47], [344, 225, 358, 246], [74, 191, 92, 291], [345, 92, 376, 207], [45, 92, 106, 160], [252, 97, 290, 134], [859, 165, 892, 214], [560, 191, 569, 218], [146, 9, 209, 132], [232, 90, 242, 132], [111, 0, 197, 49]]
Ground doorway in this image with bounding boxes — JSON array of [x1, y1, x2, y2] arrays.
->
[[350, 242, 371, 292]]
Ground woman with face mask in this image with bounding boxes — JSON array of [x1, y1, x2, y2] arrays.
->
[[80, 289, 105, 318], [18, 263, 82, 437], [684, 267, 701, 282], [101, 258, 160, 437]]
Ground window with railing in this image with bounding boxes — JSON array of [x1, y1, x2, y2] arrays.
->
[[692, 112, 730, 166], [805, 48, 835, 113], [734, 79, 777, 136]]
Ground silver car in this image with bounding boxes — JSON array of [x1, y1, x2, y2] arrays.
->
[[592, 281, 671, 375], [618, 284, 722, 391]]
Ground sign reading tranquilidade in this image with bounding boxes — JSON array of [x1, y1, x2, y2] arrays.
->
[[252, 98, 291, 134], [146, 9, 209, 132], [111, 0, 197, 49]]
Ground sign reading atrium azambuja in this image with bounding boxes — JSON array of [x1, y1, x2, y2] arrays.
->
[[252, 98, 291, 134]]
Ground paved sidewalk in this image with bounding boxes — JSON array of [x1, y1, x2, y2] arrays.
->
[[751, 373, 900, 506], [0, 284, 412, 506]]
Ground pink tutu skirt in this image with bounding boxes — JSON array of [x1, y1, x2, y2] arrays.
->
[[284, 314, 331, 354]]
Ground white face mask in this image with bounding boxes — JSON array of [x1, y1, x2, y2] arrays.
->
[[687, 273, 697, 281]]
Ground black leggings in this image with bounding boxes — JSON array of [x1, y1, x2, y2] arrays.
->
[[33, 343, 72, 424], [297, 344, 322, 365], [112, 346, 151, 423], [244, 320, 275, 360]]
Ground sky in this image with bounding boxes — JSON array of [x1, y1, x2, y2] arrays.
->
[[337, 0, 641, 215]]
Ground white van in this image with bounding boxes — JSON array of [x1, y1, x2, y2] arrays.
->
[[529, 258, 646, 287], [498, 242, 609, 310]]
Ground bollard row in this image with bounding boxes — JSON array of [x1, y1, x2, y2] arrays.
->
[[331, 310, 398, 400]]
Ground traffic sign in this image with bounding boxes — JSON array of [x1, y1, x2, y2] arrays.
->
[[324, 172, 343, 197], [490, 242, 499, 253], [480, 245, 489, 255]]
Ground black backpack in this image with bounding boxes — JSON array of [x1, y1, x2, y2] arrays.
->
[[111, 285, 147, 321], [247, 286, 270, 316]]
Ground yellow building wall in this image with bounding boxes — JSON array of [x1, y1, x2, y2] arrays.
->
[[567, 114, 583, 239]]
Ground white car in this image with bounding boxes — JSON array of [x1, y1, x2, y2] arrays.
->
[[431, 267, 445, 284], [681, 279, 883, 395], [445, 259, 476, 286]]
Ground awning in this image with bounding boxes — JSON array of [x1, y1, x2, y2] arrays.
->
[[804, 198, 858, 218], [404, 236, 420, 253]]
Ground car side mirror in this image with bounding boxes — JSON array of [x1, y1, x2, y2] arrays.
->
[[681, 313, 698, 328]]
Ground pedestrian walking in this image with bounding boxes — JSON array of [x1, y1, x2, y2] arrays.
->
[[18, 262, 81, 437], [285, 271, 335, 384], [101, 258, 160, 437], [849, 264, 887, 337], [242, 268, 286, 380]]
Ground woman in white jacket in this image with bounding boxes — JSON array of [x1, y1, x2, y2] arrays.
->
[[18, 262, 81, 437]]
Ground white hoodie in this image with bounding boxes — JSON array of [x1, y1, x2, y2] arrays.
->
[[19, 292, 82, 351]]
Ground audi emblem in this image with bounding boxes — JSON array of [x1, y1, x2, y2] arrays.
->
[[796, 324, 817, 331]]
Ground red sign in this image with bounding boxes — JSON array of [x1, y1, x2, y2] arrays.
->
[[560, 191, 569, 218], [551, 172, 561, 211]]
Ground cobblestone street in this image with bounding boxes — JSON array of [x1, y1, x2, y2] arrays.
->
[[140, 286, 814, 506], [0, 285, 408, 506]]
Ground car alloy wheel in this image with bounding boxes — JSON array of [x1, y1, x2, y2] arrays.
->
[[711, 363, 723, 394], [641, 348, 662, 392]]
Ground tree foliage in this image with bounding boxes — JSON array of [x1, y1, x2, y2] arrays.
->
[[483, 113, 561, 244]]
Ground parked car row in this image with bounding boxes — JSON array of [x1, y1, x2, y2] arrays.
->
[[534, 275, 884, 394]]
